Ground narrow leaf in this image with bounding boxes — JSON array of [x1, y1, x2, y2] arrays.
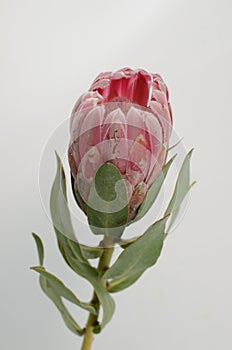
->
[[32, 233, 44, 266], [87, 163, 129, 238], [118, 237, 139, 249], [49, 154, 116, 328], [31, 234, 86, 336], [50, 153, 86, 264], [165, 149, 194, 232], [104, 216, 169, 293], [108, 271, 143, 293], [39, 276, 83, 336], [67, 255, 115, 328], [135, 156, 176, 222], [31, 266, 97, 314], [81, 245, 103, 260]]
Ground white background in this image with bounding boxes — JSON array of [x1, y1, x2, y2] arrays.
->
[[1, 0, 232, 349]]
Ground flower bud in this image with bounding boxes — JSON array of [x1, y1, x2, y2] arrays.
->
[[68, 67, 173, 222]]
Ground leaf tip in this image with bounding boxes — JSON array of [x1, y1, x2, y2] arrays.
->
[[190, 180, 197, 188], [163, 213, 171, 220], [30, 266, 37, 271], [54, 150, 61, 162], [32, 232, 45, 266], [32, 231, 38, 239], [170, 153, 177, 161], [188, 148, 194, 158]]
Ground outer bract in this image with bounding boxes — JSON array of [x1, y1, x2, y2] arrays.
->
[[68, 67, 173, 221]]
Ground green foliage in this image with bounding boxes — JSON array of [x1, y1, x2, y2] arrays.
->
[[103, 150, 194, 293], [31, 149, 194, 336], [49, 154, 115, 329], [81, 245, 103, 260], [135, 155, 176, 222], [87, 163, 129, 238], [32, 232, 44, 265], [165, 149, 195, 232], [39, 276, 83, 336], [31, 265, 97, 314], [31, 233, 90, 336], [104, 216, 169, 292]]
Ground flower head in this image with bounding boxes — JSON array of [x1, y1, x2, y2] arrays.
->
[[68, 67, 173, 221]]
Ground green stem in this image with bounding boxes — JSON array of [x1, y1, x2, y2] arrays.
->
[[81, 245, 114, 350]]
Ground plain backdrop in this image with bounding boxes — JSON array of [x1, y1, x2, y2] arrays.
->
[[1, 0, 232, 349]]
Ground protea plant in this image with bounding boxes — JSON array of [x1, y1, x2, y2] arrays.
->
[[31, 67, 194, 350]]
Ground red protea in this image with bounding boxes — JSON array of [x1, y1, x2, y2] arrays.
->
[[68, 67, 173, 221]]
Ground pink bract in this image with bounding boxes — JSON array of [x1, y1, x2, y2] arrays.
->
[[68, 67, 173, 220]]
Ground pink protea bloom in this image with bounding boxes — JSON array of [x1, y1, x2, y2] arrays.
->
[[68, 67, 173, 220]]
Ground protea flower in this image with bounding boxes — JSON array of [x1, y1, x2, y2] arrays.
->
[[68, 67, 173, 224]]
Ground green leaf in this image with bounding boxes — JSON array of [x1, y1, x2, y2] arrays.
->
[[165, 149, 195, 233], [87, 163, 129, 238], [104, 216, 169, 293], [50, 153, 86, 265], [108, 271, 144, 293], [31, 266, 97, 315], [80, 245, 103, 260], [50, 154, 116, 328], [71, 172, 87, 213], [67, 255, 115, 328], [39, 275, 83, 336], [134, 155, 176, 222], [118, 236, 139, 249], [32, 233, 44, 266], [31, 234, 90, 336]]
